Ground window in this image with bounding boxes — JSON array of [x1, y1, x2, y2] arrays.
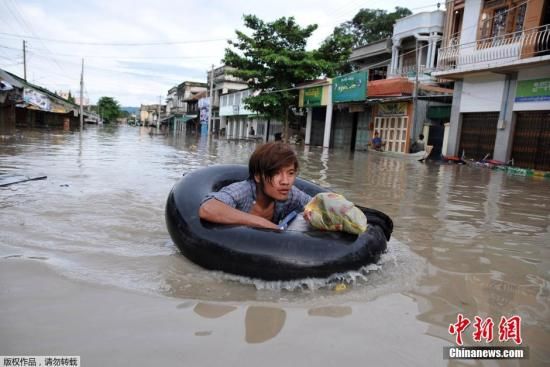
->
[[514, 3, 526, 33], [491, 7, 508, 37], [478, 0, 528, 42]]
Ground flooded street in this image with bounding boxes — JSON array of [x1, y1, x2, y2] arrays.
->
[[1, 125, 549, 366]]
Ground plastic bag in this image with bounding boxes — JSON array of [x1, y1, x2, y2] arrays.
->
[[303, 193, 367, 235]]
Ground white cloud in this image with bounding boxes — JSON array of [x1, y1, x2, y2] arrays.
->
[[0, 0, 442, 106]]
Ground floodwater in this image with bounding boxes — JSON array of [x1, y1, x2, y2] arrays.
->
[[1, 125, 549, 366]]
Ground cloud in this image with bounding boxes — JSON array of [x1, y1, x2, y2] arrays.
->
[[0, 0, 441, 105]]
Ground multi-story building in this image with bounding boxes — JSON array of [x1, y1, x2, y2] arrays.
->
[[219, 88, 283, 141], [206, 65, 248, 133], [320, 9, 452, 154], [164, 81, 207, 132], [434, 0, 550, 170], [139, 104, 166, 126]]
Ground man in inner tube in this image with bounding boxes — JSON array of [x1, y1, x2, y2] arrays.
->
[[199, 142, 311, 229]]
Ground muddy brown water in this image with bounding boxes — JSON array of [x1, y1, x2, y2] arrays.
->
[[1, 125, 548, 365]]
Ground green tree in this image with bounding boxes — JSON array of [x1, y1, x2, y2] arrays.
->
[[97, 96, 121, 123], [224, 15, 328, 142], [317, 7, 412, 75], [67, 90, 75, 104], [316, 26, 355, 77], [346, 7, 412, 47]]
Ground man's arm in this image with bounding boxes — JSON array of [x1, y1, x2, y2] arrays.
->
[[199, 199, 279, 229]]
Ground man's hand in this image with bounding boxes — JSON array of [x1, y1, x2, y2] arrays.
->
[[199, 199, 279, 230]]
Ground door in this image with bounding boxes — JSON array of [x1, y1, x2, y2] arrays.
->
[[512, 111, 550, 171], [458, 112, 498, 160]]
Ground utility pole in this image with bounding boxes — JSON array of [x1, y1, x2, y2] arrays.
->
[[157, 95, 161, 129], [80, 58, 84, 131], [208, 64, 214, 135], [412, 39, 420, 144], [22, 40, 27, 81]]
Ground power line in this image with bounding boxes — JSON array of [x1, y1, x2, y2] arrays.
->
[[0, 32, 230, 46], [4, 0, 65, 73]]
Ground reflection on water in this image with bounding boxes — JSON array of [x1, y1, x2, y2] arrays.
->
[[245, 306, 286, 344], [194, 303, 237, 319], [1, 125, 549, 360], [308, 306, 352, 318]]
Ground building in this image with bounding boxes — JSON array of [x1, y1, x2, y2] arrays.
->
[[206, 65, 248, 134], [140, 104, 166, 127], [434, 0, 550, 170], [0, 69, 83, 131], [219, 88, 283, 141], [302, 9, 452, 153], [164, 81, 207, 133], [390, 9, 446, 79]]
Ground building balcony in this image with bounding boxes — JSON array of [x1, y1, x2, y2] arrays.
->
[[390, 64, 432, 79], [393, 10, 445, 41], [435, 24, 550, 76]]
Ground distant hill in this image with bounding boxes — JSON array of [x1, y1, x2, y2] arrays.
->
[[121, 107, 139, 115]]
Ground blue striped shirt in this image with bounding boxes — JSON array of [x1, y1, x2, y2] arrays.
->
[[202, 179, 311, 224]]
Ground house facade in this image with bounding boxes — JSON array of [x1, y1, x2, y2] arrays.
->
[[165, 81, 207, 132], [315, 9, 452, 154], [206, 65, 248, 134], [219, 88, 283, 141], [434, 0, 550, 170], [139, 104, 166, 126], [0, 69, 84, 131]]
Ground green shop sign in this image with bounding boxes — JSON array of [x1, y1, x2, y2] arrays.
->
[[332, 71, 367, 103], [515, 78, 550, 102], [303, 86, 322, 107]]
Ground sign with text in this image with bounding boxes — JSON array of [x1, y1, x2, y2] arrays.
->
[[332, 71, 367, 103], [377, 102, 408, 116], [303, 86, 323, 107], [515, 78, 550, 102]]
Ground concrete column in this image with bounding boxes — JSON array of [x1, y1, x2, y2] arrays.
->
[[426, 39, 434, 69], [429, 35, 439, 69], [446, 80, 463, 156], [239, 118, 245, 138], [442, 123, 450, 156], [391, 45, 399, 75], [305, 107, 312, 145], [322, 87, 333, 148], [494, 73, 518, 162]]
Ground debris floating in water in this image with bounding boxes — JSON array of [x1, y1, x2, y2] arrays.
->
[[0, 175, 47, 187]]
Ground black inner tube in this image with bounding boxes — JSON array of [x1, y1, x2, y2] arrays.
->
[[166, 165, 393, 281]]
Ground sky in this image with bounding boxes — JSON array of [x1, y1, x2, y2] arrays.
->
[[0, 0, 444, 106]]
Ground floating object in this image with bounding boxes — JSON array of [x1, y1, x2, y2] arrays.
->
[[165, 165, 393, 281], [443, 156, 466, 164], [334, 283, 347, 292], [0, 175, 47, 187]]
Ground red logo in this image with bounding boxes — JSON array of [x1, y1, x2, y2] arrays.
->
[[498, 316, 522, 344], [449, 314, 522, 345], [448, 313, 471, 346]]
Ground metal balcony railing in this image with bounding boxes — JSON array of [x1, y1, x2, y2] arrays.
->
[[389, 64, 432, 78], [437, 24, 550, 72]]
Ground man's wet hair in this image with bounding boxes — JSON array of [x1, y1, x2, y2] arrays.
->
[[249, 142, 298, 183]]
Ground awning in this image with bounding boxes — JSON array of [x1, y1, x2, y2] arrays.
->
[[367, 78, 413, 97], [174, 115, 197, 124]]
